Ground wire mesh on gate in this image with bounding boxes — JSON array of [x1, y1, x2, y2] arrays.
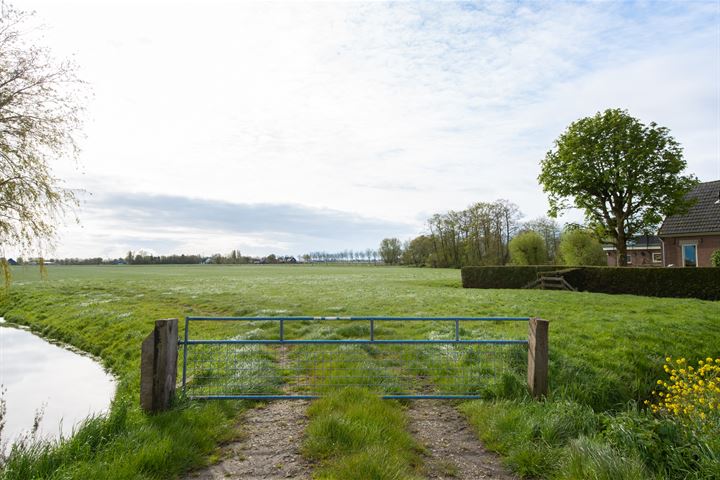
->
[[180, 317, 530, 400]]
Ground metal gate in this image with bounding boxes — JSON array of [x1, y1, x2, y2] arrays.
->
[[179, 316, 530, 400]]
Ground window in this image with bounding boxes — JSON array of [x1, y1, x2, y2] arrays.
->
[[652, 252, 662, 263], [626, 254, 632, 264], [682, 244, 697, 267]]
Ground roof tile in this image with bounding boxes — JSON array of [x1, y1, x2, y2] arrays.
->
[[658, 180, 720, 235]]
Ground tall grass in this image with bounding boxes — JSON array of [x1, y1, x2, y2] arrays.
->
[[461, 398, 720, 479], [303, 388, 422, 480]]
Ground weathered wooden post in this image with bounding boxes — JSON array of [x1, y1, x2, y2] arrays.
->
[[140, 319, 178, 413], [527, 317, 549, 398]]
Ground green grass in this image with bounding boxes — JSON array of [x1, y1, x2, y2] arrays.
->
[[302, 388, 421, 480], [0, 264, 718, 479], [461, 398, 720, 479]]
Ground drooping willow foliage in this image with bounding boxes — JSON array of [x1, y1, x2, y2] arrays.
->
[[0, 257, 9, 290], [0, 5, 85, 261]]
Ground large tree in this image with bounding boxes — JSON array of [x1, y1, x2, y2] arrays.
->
[[402, 235, 433, 266], [379, 237, 402, 265], [538, 109, 697, 266], [0, 6, 84, 257]]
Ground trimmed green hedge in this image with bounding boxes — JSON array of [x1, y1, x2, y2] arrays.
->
[[560, 267, 720, 300], [461, 266, 720, 301], [460, 266, 561, 289]]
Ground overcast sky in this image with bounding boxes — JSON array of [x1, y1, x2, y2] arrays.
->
[[11, 0, 720, 258]]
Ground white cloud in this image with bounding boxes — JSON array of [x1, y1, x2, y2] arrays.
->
[[8, 0, 720, 257]]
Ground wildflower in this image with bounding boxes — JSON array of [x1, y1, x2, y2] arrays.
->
[[649, 355, 720, 429]]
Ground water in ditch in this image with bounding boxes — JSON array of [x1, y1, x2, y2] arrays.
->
[[0, 318, 116, 450]]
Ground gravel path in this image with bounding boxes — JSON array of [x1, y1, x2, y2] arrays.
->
[[407, 400, 517, 480], [184, 399, 312, 480]]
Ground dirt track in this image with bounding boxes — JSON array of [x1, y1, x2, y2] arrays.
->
[[407, 400, 517, 480], [184, 399, 312, 480]]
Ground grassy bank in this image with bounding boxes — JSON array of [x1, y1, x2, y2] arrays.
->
[[0, 265, 718, 478]]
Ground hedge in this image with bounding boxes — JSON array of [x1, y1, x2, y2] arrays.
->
[[460, 266, 562, 290], [461, 266, 720, 301]]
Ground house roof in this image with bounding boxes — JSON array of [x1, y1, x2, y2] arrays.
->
[[658, 180, 720, 236], [602, 235, 661, 250]]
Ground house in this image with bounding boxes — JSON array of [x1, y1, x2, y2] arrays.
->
[[658, 180, 720, 267], [603, 235, 663, 266], [7, 258, 18, 265]]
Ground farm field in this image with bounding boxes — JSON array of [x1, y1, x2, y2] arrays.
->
[[0, 264, 718, 479]]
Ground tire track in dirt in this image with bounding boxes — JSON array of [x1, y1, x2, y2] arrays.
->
[[407, 400, 517, 480], [184, 399, 312, 480], [185, 346, 312, 480]]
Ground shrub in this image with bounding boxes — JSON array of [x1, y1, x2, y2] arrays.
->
[[509, 232, 547, 265], [558, 229, 606, 266], [712, 249, 720, 267]]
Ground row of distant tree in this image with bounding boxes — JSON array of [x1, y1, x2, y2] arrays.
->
[[300, 250, 381, 263], [18, 250, 298, 266], [375, 199, 607, 267], [123, 250, 251, 265]]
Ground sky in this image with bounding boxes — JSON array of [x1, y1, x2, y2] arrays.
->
[[9, 0, 720, 259]]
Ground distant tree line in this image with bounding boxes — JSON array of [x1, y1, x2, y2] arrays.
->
[[301, 250, 380, 263], [124, 250, 297, 265], [32, 250, 301, 265], [124, 251, 209, 265], [18, 257, 115, 265], [378, 199, 607, 268]]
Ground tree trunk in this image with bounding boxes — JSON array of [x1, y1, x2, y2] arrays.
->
[[616, 229, 627, 267]]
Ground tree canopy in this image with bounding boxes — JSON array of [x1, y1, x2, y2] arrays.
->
[[379, 238, 402, 265], [426, 199, 521, 267], [538, 108, 697, 266], [558, 228, 606, 266], [521, 217, 561, 263], [402, 235, 433, 266], [509, 231, 547, 265], [0, 6, 84, 255]]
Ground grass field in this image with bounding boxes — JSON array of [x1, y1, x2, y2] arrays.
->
[[0, 265, 718, 479]]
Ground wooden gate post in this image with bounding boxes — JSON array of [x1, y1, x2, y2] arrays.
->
[[528, 317, 549, 398], [140, 319, 178, 413]]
